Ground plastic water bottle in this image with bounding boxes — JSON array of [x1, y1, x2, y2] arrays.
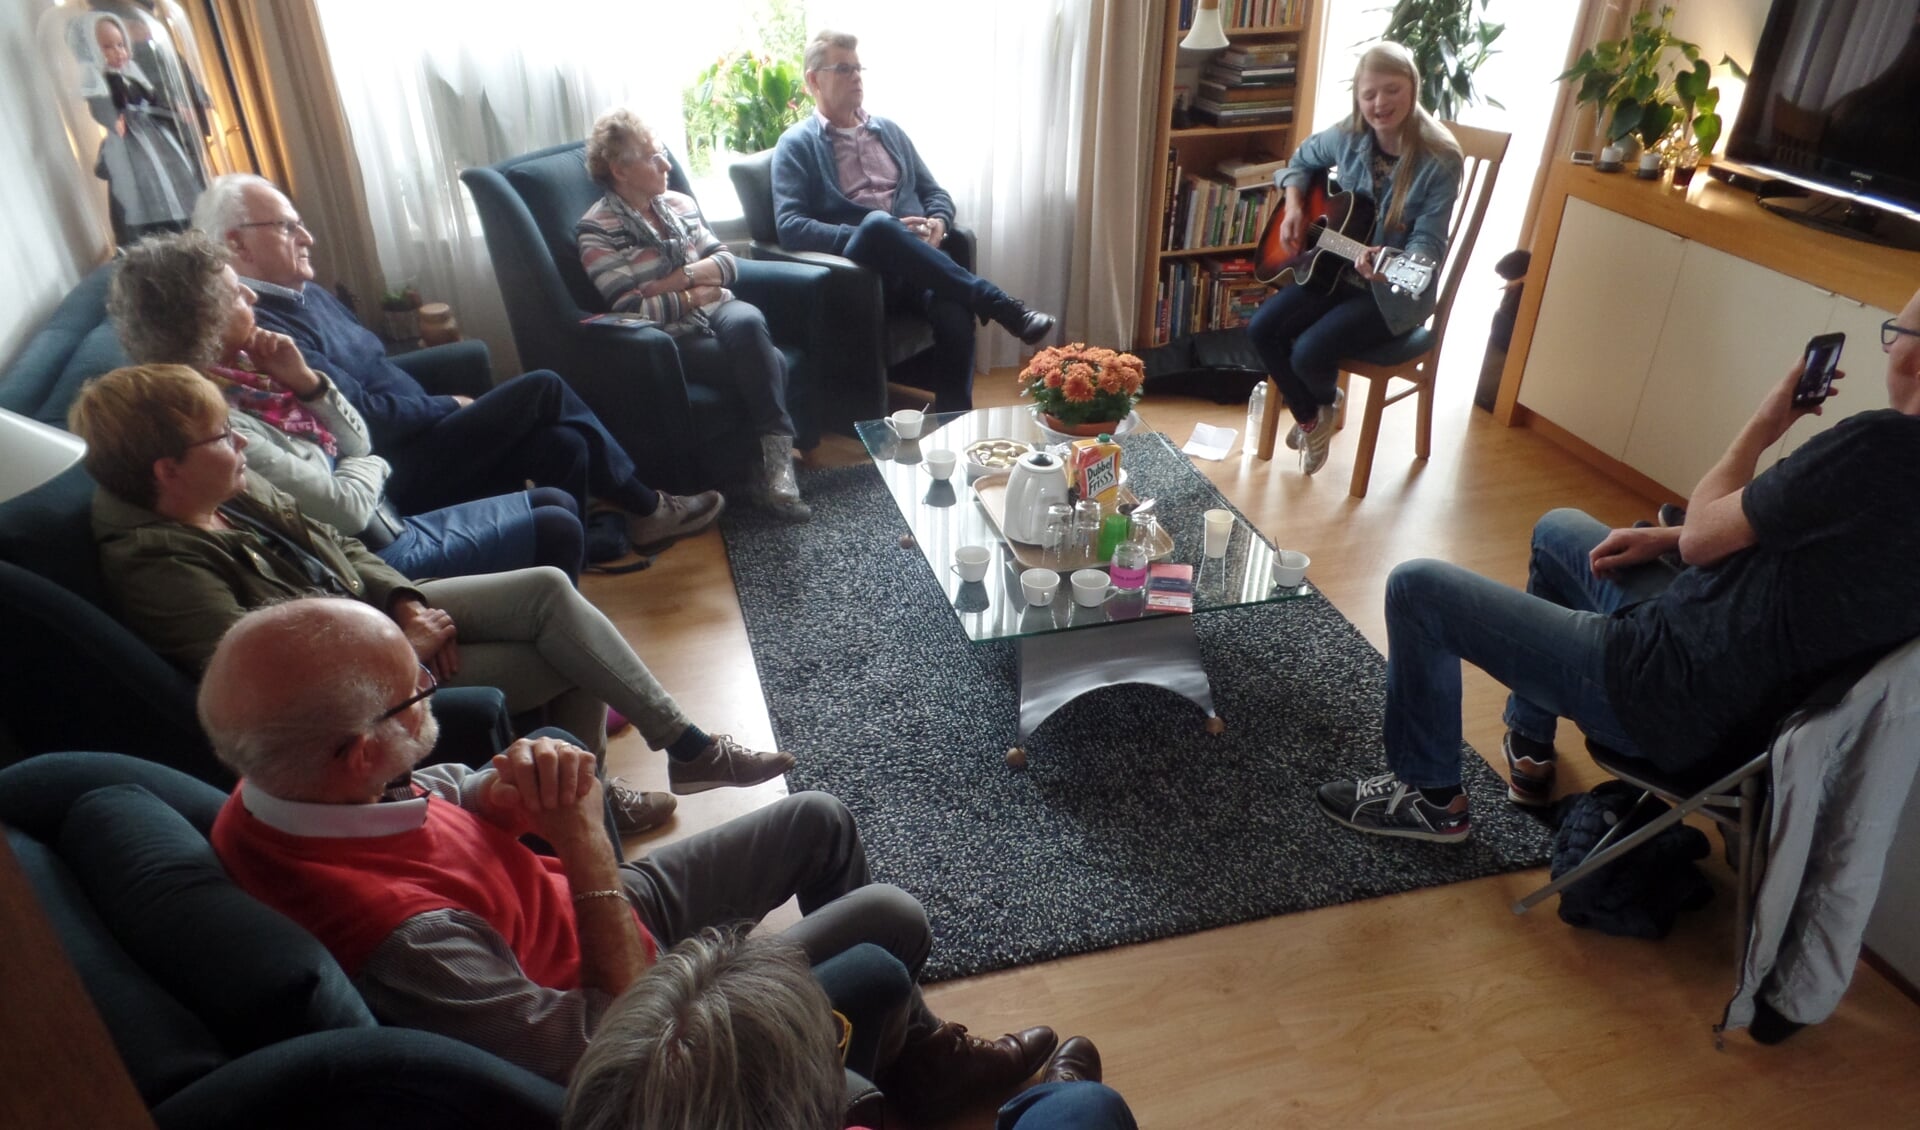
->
[[1243, 380, 1267, 458]]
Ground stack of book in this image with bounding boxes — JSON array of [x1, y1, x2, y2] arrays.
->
[[1162, 172, 1279, 252], [1151, 253, 1274, 345], [1192, 41, 1296, 128]]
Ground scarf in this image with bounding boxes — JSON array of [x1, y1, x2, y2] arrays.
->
[[206, 357, 339, 457], [605, 191, 713, 335]]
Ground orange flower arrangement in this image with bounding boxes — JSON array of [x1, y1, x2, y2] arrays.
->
[[1019, 343, 1145, 428]]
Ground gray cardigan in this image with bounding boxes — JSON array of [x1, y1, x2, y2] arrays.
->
[[770, 114, 955, 254]]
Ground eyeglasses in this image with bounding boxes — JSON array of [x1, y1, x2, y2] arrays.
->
[[1882, 319, 1920, 347], [812, 63, 864, 76], [334, 663, 439, 757], [186, 424, 242, 451], [238, 219, 309, 237]]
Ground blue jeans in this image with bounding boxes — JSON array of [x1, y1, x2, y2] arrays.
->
[[845, 211, 1000, 412], [1383, 509, 1677, 788], [996, 1082, 1138, 1130], [1244, 283, 1394, 422]]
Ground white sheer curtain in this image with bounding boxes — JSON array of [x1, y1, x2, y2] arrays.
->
[[813, 0, 1134, 369], [318, 0, 1145, 373], [314, 0, 699, 369]]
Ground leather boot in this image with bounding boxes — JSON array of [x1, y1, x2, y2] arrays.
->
[[757, 434, 811, 522], [881, 1022, 1056, 1121]]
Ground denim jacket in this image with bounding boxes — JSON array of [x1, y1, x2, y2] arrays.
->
[[1278, 122, 1462, 334]]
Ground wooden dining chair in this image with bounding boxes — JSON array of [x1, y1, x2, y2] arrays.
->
[[1258, 122, 1511, 498]]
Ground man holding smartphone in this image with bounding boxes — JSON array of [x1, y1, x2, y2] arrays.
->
[[1316, 284, 1920, 844]]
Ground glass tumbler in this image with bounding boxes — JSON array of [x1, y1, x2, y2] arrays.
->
[[1042, 503, 1072, 566], [1071, 499, 1103, 561]]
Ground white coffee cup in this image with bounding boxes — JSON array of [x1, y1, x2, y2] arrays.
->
[[951, 544, 990, 583], [1273, 549, 1310, 588], [1020, 568, 1061, 606], [890, 409, 925, 439], [924, 448, 957, 480], [1203, 509, 1234, 559], [1070, 568, 1109, 607]]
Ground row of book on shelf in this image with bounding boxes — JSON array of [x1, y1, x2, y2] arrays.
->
[[1191, 38, 1296, 128], [1160, 153, 1286, 252], [1177, 0, 1305, 28], [1151, 255, 1272, 347]]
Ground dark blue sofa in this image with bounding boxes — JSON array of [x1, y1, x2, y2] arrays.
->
[[0, 751, 565, 1129], [0, 264, 509, 781]]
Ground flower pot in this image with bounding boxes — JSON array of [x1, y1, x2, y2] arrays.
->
[[1042, 414, 1123, 437], [382, 309, 419, 342]]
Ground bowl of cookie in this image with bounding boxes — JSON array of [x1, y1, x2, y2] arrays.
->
[[964, 438, 1032, 483]]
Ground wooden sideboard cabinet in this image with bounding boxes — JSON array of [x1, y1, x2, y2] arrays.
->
[[1496, 162, 1915, 501]]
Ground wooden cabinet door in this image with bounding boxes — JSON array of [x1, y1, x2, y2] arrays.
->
[[1623, 242, 1830, 495], [1519, 198, 1686, 458]]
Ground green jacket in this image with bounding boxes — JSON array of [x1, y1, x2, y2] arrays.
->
[[93, 472, 420, 673]]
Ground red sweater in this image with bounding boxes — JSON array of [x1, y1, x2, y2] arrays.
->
[[212, 784, 654, 981]]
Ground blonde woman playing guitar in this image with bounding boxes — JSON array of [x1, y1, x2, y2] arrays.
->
[[1245, 42, 1462, 475]]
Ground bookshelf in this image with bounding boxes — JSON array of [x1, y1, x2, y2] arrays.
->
[[1136, 0, 1322, 349]]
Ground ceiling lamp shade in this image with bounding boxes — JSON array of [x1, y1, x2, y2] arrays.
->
[[1181, 0, 1230, 51]]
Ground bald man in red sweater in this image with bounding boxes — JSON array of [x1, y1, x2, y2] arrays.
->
[[201, 598, 1056, 1113]]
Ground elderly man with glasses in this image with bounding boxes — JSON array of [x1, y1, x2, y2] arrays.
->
[[1316, 284, 1920, 846], [770, 29, 1057, 412], [200, 597, 1064, 1109], [191, 174, 723, 557]]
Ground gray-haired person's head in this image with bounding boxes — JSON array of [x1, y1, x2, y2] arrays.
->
[[107, 230, 233, 367], [804, 29, 858, 76], [562, 929, 844, 1130], [191, 172, 278, 242], [585, 108, 656, 189]]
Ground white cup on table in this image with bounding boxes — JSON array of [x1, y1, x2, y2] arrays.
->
[[1273, 550, 1310, 589], [1070, 568, 1109, 607], [1020, 568, 1061, 606], [951, 545, 991, 583], [924, 448, 957, 480], [1202, 509, 1234, 559], [890, 409, 925, 439]]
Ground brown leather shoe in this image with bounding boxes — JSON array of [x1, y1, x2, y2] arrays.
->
[[1041, 1036, 1101, 1085], [884, 1022, 1057, 1119]]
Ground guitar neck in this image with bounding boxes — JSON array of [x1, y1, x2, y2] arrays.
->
[[1315, 225, 1372, 266]]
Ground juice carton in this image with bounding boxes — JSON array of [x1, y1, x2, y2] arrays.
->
[[1070, 434, 1123, 509]]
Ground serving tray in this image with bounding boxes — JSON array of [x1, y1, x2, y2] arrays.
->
[[973, 472, 1175, 572]]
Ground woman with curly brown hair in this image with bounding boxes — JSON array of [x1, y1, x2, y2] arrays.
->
[[108, 230, 586, 583]]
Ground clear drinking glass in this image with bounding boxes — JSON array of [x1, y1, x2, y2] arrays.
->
[[1071, 500, 1103, 561], [1042, 503, 1072, 566]]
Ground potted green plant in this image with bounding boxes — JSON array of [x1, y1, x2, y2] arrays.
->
[[380, 285, 420, 342], [1376, 0, 1505, 122], [1556, 4, 1741, 164]]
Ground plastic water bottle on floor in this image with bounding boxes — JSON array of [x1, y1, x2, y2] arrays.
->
[[1243, 379, 1267, 458]]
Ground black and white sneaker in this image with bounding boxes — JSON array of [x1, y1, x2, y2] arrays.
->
[[1316, 772, 1471, 843], [1503, 731, 1557, 807]]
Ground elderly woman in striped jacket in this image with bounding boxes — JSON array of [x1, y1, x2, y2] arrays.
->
[[576, 109, 809, 522]]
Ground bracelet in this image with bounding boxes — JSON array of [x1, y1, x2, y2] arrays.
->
[[296, 372, 330, 402], [571, 888, 626, 905]]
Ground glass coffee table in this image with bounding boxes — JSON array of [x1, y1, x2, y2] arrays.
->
[[856, 406, 1312, 753]]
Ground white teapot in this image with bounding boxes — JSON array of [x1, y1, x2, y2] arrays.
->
[[1000, 448, 1070, 543]]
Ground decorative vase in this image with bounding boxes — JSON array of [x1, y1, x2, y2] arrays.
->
[[1042, 413, 1123, 437]]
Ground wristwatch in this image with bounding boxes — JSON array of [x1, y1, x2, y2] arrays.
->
[[682, 263, 696, 284]]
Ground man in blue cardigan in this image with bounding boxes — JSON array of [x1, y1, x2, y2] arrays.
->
[[772, 30, 1056, 412], [192, 175, 722, 555]]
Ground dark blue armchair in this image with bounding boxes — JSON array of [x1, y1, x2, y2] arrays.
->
[[728, 148, 978, 433], [460, 142, 831, 494], [0, 752, 565, 1130]]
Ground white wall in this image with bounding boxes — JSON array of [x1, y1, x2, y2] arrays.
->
[[0, 0, 112, 372]]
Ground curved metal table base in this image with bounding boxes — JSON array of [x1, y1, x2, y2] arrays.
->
[[1015, 613, 1218, 741]]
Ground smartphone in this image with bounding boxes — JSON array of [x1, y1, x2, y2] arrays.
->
[[1793, 332, 1845, 407]]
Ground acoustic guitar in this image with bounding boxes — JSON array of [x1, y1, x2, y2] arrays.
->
[[1254, 174, 1435, 325]]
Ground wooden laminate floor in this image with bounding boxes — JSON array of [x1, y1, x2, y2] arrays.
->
[[586, 362, 1920, 1129]]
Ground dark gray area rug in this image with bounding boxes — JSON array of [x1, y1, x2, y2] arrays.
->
[[721, 433, 1552, 981]]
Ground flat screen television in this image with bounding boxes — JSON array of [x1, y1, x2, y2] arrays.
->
[[1725, 0, 1920, 246]]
